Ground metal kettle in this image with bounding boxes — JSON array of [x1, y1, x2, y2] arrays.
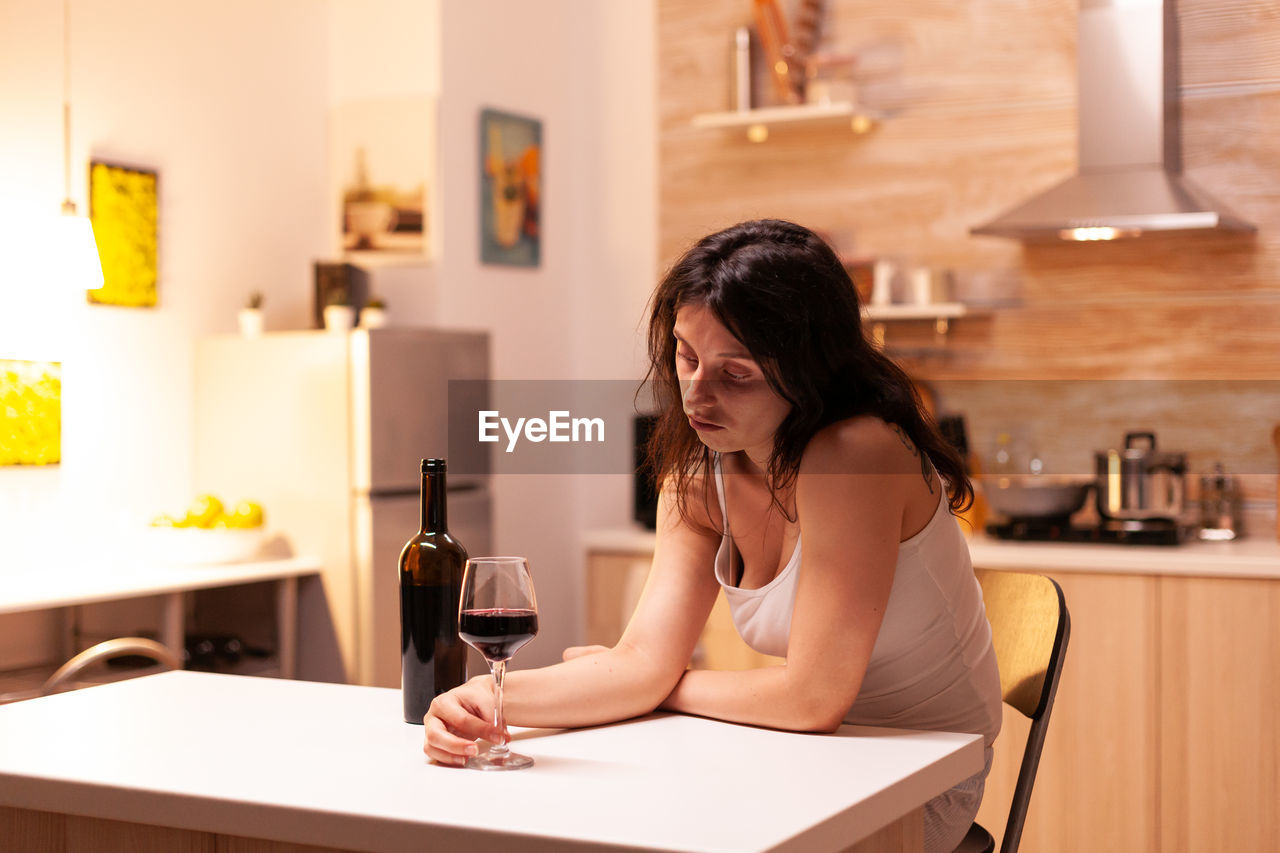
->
[[1094, 431, 1187, 521]]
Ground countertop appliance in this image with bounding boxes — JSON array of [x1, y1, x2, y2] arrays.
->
[[194, 328, 491, 686], [1094, 430, 1187, 522], [986, 429, 1193, 546], [632, 414, 658, 530], [986, 516, 1193, 546]]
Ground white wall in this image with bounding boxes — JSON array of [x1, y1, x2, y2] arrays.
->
[[0, 0, 330, 665], [327, 0, 441, 323], [0, 0, 330, 551], [567, 0, 660, 534], [436, 0, 657, 667]]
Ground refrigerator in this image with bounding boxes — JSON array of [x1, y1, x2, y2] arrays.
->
[[194, 328, 491, 686]]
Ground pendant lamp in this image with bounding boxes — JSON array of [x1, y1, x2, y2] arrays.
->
[[57, 0, 104, 292]]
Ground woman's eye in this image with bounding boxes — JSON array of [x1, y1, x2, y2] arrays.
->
[[725, 371, 749, 381], [677, 351, 697, 365]]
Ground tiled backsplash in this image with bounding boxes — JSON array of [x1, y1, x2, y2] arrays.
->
[[931, 378, 1279, 534]]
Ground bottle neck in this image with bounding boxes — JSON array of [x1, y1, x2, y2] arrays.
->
[[421, 468, 447, 533]]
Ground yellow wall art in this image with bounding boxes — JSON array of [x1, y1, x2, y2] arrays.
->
[[88, 160, 158, 307], [0, 359, 62, 466]]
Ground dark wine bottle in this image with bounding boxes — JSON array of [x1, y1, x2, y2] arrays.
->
[[399, 458, 468, 724]]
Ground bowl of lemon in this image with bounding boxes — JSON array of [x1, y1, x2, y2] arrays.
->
[[146, 494, 267, 565]]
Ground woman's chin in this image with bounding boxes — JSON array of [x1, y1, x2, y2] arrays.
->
[[693, 431, 735, 452]]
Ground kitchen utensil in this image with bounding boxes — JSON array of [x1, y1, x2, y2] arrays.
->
[[1198, 463, 1241, 541], [804, 52, 858, 106], [752, 0, 802, 103], [733, 27, 752, 111], [871, 259, 894, 305], [910, 267, 933, 305], [984, 477, 1092, 521], [1095, 431, 1187, 522]]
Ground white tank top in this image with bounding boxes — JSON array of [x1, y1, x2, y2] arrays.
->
[[712, 456, 1002, 748]]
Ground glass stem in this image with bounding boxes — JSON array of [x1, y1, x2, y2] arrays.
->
[[489, 659, 509, 758]]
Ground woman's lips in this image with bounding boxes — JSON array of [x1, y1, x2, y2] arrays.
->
[[687, 414, 724, 432]]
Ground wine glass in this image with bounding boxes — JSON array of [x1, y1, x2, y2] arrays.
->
[[458, 556, 539, 771]]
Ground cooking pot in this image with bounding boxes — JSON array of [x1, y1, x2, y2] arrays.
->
[[1095, 431, 1187, 521], [984, 477, 1092, 520]]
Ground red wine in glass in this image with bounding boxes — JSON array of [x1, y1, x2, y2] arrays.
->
[[458, 557, 539, 771], [459, 608, 538, 662]]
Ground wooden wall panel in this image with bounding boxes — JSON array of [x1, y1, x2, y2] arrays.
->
[[658, 0, 1077, 268], [658, 0, 1280, 520], [1178, 0, 1280, 87], [657, 0, 1280, 368]]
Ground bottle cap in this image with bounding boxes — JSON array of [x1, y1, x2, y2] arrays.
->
[[421, 458, 447, 473]]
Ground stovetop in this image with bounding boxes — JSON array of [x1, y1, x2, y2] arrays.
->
[[986, 517, 1194, 546]]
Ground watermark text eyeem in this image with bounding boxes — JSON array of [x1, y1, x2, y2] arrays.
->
[[478, 410, 605, 453]]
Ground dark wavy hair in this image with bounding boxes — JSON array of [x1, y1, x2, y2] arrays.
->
[[641, 219, 972, 530]]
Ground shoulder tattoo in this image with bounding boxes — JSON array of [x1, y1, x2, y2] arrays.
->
[[889, 424, 937, 494]]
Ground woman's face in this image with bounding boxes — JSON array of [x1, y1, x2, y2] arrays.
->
[[673, 303, 792, 467]]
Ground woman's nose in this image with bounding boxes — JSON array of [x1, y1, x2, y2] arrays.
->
[[683, 372, 712, 406]]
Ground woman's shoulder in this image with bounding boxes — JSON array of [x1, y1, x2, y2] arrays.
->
[[799, 415, 926, 477]]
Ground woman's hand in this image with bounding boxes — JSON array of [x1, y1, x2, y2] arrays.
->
[[423, 647, 612, 765], [422, 676, 499, 767]]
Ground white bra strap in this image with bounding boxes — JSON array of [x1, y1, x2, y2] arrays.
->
[[712, 452, 729, 531]]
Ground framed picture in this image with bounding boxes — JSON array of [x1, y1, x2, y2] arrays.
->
[[479, 108, 541, 267], [0, 359, 61, 466], [333, 96, 433, 262], [88, 160, 158, 307]]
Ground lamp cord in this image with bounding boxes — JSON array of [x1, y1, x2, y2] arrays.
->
[[61, 0, 75, 214]]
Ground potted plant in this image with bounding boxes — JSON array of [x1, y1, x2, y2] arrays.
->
[[322, 286, 355, 332], [359, 297, 388, 329], [238, 292, 265, 338]]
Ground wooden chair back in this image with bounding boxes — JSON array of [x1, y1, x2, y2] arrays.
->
[[970, 569, 1070, 853]]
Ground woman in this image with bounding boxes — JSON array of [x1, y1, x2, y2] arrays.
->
[[425, 219, 1001, 852]]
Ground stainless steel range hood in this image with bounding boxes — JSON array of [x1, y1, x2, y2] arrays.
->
[[972, 0, 1254, 241]]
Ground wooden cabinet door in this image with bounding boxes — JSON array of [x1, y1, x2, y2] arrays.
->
[[1159, 576, 1280, 853], [585, 550, 781, 670], [585, 552, 650, 647], [974, 570, 1160, 853]]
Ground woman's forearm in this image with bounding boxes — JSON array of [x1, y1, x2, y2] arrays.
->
[[499, 643, 681, 729], [659, 665, 851, 733]]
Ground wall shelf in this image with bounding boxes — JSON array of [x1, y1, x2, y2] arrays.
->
[[865, 302, 971, 322], [863, 302, 981, 346], [690, 102, 882, 141]]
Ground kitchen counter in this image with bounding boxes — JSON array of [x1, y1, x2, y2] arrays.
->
[[584, 527, 1280, 579], [966, 534, 1280, 578], [0, 555, 322, 614], [0, 670, 983, 853], [0, 556, 321, 681]]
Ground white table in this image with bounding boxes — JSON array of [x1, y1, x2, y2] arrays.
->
[[0, 557, 322, 680], [0, 671, 983, 853]]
